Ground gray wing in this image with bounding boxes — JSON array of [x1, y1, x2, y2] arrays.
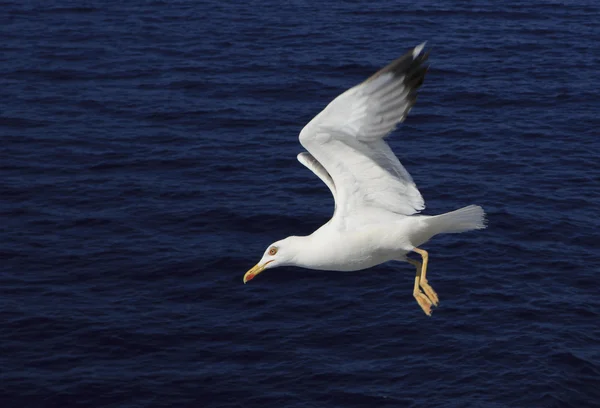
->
[[297, 152, 337, 205], [298, 43, 429, 227]]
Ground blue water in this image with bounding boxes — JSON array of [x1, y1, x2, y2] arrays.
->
[[1, 1, 599, 407]]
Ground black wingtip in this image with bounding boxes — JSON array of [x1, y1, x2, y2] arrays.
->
[[365, 44, 430, 88]]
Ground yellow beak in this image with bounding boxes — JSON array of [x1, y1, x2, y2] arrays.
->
[[243, 263, 266, 284], [243, 260, 273, 284]]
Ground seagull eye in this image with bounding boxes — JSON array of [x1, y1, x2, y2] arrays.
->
[[269, 247, 278, 256]]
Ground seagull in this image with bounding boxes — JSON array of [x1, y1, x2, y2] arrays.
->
[[243, 43, 486, 316]]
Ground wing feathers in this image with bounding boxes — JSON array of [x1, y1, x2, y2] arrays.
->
[[298, 43, 430, 226], [363, 45, 426, 85], [297, 152, 337, 200]]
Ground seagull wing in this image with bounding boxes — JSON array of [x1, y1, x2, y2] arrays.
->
[[298, 43, 429, 229], [297, 152, 337, 200]]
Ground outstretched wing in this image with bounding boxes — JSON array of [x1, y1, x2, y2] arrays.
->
[[298, 43, 429, 229], [297, 152, 337, 201]]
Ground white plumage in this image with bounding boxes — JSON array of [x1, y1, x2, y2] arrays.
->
[[243, 43, 486, 316]]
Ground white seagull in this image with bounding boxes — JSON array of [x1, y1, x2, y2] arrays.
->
[[243, 43, 486, 316]]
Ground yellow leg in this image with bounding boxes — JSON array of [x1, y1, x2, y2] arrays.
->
[[407, 258, 432, 316], [412, 248, 439, 306]]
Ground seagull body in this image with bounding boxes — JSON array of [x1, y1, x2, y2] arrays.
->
[[243, 43, 486, 315]]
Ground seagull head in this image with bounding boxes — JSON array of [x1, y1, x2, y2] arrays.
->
[[243, 237, 299, 283]]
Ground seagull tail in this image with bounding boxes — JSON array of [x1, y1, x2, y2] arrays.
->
[[427, 205, 487, 235]]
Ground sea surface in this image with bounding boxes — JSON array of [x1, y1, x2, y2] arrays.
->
[[1, 1, 599, 407]]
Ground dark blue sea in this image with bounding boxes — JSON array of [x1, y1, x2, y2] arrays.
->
[[1, 1, 599, 407]]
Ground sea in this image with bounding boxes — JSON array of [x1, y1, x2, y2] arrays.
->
[[1, 1, 599, 407]]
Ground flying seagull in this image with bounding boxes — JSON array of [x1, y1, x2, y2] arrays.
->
[[243, 43, 486, 316]]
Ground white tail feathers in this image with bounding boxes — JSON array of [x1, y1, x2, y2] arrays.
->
[[427, 205, 487, 235]]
